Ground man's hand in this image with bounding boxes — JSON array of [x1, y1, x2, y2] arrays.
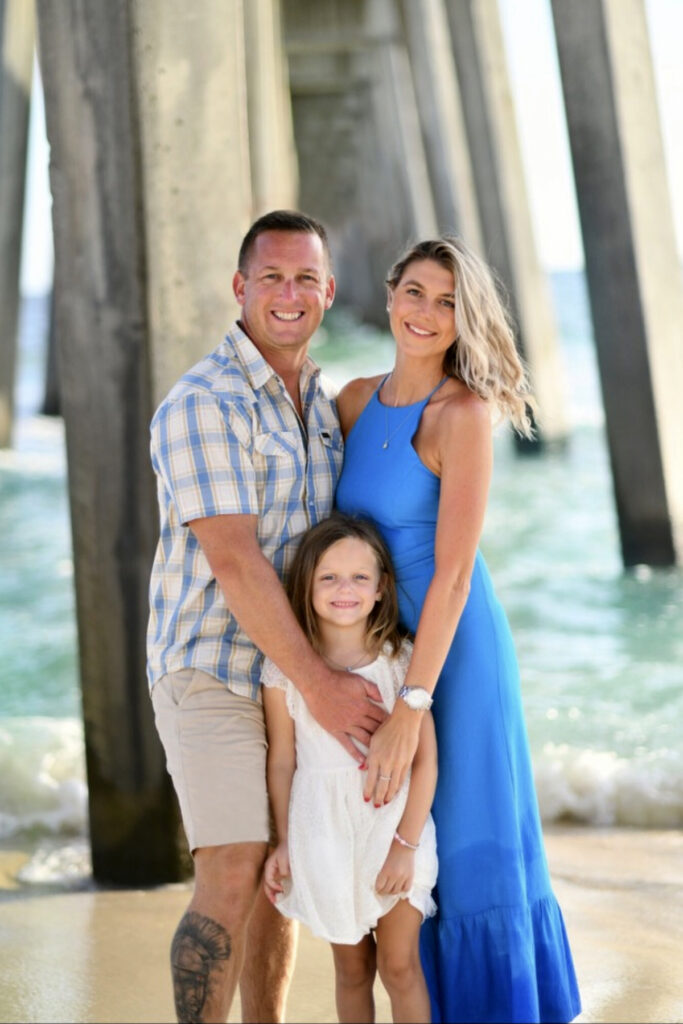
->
[[375, 843, 415, 896], [263, 842, 291, 905], [303, 669, 386, 763], [363, 701, 422, 804]]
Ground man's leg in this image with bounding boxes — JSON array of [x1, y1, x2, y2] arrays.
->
[[239, 882, 298, 1023], [171, 841, 266, 1023]]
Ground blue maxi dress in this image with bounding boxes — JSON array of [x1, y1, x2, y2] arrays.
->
[[335, 380, 581, 1024]]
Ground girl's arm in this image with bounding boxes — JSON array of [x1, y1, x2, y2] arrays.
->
[[375, 711, 438, 895], [364, 394, 492, 804], [263, 686, 296, 903]]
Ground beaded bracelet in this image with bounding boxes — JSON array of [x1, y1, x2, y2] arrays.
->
[[393, 830, 420, 851]]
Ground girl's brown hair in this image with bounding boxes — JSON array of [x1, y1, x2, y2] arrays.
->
[[287, 513, 404, 658], [386, 236, 535, 438]]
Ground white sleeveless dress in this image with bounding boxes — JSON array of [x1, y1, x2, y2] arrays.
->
[[262, 640, 438, 945]]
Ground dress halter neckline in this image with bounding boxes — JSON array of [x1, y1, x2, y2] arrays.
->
[[377, 375, 447, 450], [377, 373, 448, 409]]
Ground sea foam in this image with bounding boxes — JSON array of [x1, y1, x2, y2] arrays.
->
[[0, 717, 87, 838], [535, 742, 683, 827]]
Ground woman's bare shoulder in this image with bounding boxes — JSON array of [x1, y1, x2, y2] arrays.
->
[[337, 373, 385, 437], [432, 382, 492, 454], [440, 381, 489, 423]]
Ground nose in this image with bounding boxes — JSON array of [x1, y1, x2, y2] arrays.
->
[[279, 278, 298, 301]]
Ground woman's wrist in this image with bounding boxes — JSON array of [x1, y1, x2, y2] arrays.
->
[[391, 697, 425, 727]]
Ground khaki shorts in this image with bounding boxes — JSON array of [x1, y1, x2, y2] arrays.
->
[[152, 667, 270, 852]]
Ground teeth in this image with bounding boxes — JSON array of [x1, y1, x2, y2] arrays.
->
[[408, 324, 432, 336], [273, 311, 303, 321]]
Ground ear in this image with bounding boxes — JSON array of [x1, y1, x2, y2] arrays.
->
[[233, 270, 246, 306], [386, 286, 394, 313], [324, 274, 336, 310]]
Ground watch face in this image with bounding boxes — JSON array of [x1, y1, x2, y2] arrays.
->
[[401, 686, 431, 710]]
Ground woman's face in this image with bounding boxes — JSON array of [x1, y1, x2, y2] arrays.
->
[[387, 259, 457, 363]]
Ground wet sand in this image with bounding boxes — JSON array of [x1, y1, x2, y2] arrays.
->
[[0, 826, 682, 1024]]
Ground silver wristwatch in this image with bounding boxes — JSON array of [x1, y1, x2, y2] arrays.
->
[[397, 684, 433, 711]]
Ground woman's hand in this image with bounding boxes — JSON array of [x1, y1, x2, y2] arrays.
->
[[362, 701, 422, 804], [375, 843, 415, 895], [263, 842, 291, 904]]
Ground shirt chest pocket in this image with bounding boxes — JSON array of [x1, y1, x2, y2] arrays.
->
[[252, 430, 303, 506]]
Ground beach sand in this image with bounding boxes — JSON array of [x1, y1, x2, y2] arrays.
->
[[0, 826, 681, 1024]]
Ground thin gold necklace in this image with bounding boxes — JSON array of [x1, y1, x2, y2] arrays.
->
[[381, 373, 445, 450], [381, 373, 415, 450]]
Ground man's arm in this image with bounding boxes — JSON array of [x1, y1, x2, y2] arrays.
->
[[189, 513, 385, 754]]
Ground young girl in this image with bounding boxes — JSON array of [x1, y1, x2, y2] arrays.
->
[[262, 513, 438, 1024]]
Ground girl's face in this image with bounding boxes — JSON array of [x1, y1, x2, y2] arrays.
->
[[312, 537, 383, 631], [387, 258, 457, 362]]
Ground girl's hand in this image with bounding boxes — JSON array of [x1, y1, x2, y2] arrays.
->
[[263, 842, 291, 904], [375, 843, 415, 896]]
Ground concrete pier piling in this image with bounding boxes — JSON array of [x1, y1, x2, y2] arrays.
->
[[445, 0, 569, 447], [0, 0, 34, 448], [552, 0, 683, 565], [36, 0, 258, 882], [399, 0, 483, 248], [283, 0, 437, 324]]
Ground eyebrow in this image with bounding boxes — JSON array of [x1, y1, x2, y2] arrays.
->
[[403, 278, 455, 299], [260, 265, 321, 274]]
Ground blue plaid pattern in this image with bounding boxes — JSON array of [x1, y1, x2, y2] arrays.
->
[[146, 322, 343, 699]]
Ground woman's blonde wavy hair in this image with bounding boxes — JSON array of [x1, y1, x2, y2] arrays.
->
[[386, 236, 535, 437]]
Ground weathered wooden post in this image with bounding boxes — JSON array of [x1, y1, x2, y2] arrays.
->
[[551, 0, 683, 566], [399, 0, 483, 249], [0, 0, 34, 447], [283, 0, 437, 324], [36, 0, 254, 884], [444, 0, 568, 448]]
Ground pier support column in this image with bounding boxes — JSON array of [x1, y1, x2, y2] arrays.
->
[[283, 0, 437, 324], [552, 0, 683, 566], [445, 0, 568, 446], [399, 0, 483, 247], [0, 0, 34, 447], [36, 0, 254, 883], [244, 0, 298, 215], [130, 0, 253, 405]]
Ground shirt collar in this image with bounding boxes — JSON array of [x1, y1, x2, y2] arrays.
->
[[221, 321, 321, 392]]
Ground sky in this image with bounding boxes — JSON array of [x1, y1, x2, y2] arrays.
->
[[20, 0, 683, 293]]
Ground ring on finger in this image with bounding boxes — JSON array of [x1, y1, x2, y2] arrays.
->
[[379, 774, 392, 781]]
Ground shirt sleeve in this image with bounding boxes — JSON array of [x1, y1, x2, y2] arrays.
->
[[151, 390, 259, 525]]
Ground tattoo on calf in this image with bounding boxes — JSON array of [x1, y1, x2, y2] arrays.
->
[[170, 911, 232, 1022]]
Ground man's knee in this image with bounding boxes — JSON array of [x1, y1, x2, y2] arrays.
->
[[193, 842, 266, 924]]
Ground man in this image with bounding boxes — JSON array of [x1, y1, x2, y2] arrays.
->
[[147, 210, 385, 1023]]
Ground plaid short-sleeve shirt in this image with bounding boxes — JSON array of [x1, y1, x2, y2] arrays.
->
[[146, 322, 343, 700]]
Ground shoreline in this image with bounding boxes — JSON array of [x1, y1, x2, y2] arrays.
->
[[0, 825, 682, 1023]]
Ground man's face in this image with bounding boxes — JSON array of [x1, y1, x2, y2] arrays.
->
[[232, 230, 335, 363]]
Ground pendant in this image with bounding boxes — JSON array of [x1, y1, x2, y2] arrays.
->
[[382, 441, 389, 449]]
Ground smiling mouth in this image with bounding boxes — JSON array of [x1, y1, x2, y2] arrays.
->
[[331, 601, 359, 608], [272, 311, 304, 321], [406, 322, 434, 337]]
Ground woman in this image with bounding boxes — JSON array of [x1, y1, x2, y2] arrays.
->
[[335, 237, 581, 1023]]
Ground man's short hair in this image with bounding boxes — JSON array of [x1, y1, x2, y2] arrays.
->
[[237, 210, 332, 275]]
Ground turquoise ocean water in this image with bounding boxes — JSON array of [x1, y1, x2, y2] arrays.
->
[[1, 275, 682, 884]]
